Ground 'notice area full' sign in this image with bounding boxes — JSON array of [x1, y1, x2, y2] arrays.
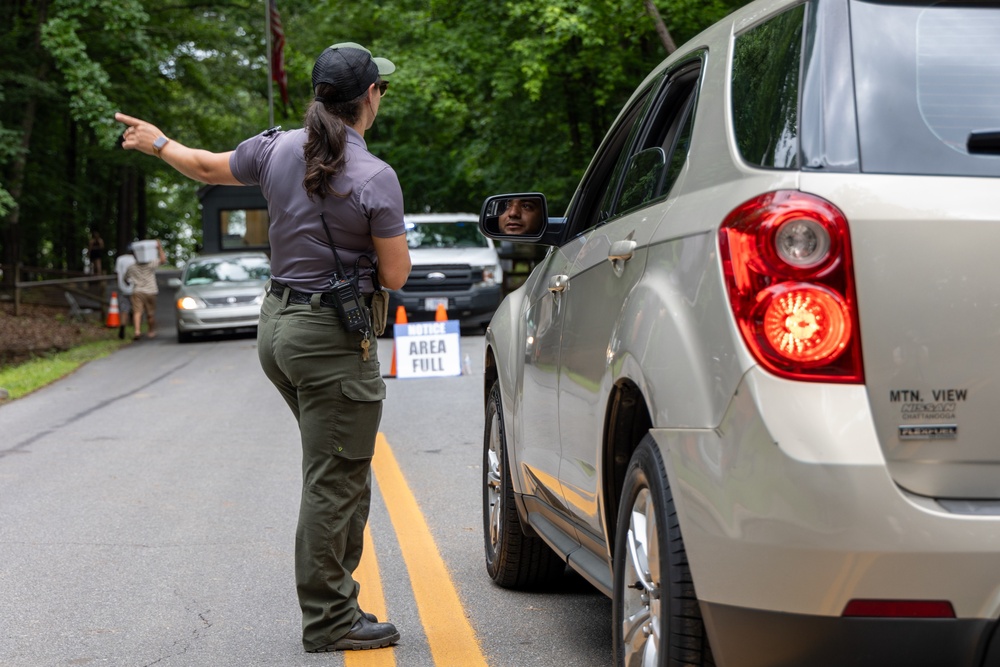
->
[[393, 320, 461, 378]]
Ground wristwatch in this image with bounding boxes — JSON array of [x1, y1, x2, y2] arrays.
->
[[152, 136, 171, 157]]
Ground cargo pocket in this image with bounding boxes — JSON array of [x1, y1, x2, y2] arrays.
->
[[330, 376, 387, 460]]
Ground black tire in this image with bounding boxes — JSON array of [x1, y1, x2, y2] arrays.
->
[[482, 380, 564, 588], [612, 435, 714, 667], [176, 329, 193, 344]]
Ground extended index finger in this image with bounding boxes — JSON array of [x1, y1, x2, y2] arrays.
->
[[114, 112, 139, 126]]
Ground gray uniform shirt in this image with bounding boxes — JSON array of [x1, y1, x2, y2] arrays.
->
[[229, 126, 405, 294]]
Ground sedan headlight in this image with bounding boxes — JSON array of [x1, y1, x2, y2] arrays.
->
[[177, 295, 208, 310]]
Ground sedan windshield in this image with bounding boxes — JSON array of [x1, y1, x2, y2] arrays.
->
[[184, 257, 270, 285]]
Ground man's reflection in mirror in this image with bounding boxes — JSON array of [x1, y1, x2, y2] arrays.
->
[[499, 197, 543, 235]]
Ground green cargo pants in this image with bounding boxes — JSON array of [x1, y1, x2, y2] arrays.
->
[[257, 285, 385, 651]]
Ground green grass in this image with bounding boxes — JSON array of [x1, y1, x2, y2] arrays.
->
[[0, 338, 130, 401]]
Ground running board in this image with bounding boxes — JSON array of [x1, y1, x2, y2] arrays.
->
[[527, 510, 613, 597]]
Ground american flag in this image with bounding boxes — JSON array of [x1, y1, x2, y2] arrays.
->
[[270, 0, 289, 106]]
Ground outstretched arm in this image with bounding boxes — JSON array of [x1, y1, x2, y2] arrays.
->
[[115, 112, 241, 186]]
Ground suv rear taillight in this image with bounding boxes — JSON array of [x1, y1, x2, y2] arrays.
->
[[719, 191, 864, 383]]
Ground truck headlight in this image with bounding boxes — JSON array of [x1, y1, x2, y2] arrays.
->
[[472, 264, 499, 287]]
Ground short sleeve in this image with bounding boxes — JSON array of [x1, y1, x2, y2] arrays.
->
[[359, 166, 406, 239], [230, 132, 278, 186]]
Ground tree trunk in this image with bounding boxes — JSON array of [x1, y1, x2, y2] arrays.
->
[[2, 0, 48, 285], [117, 166, 134, 248], [107, 168, 126, 255], [64, 119, 78, 271], [136, 172, 147, 240], [643, 0, 677, 54]]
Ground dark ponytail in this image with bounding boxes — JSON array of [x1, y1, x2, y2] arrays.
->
[[302, 82, 366, 200]]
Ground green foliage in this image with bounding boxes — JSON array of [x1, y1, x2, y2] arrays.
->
[[0, 0, 752, 269], [40, 0, 152, 147]]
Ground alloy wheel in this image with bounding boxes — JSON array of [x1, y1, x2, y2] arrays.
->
[[620, 487, 661, 667]]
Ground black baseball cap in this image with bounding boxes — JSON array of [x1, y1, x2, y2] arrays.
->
[[311, 42, 395, 103]]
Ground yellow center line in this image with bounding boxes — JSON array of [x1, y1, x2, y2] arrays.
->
[[371, 433, 490, 667], [346, 524, 394, 667]]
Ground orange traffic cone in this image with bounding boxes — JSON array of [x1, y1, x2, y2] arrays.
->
[[435, 302, 448, 322], [386, 305, 407, 378], [106, 291, 121, 328]]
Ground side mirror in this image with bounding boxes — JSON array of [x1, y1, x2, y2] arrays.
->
[[480, 193, 548, 239], [167, 277, 182, 288]]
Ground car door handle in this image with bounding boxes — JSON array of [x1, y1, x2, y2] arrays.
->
[[548, 274, 569, 293], [608, 239, 637, 276], [608, 239, 637, 262]]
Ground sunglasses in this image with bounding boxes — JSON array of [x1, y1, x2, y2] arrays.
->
[[377, 80, 388, 95]]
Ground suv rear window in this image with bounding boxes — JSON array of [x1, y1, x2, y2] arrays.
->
[[850, 0, 1000, 177]]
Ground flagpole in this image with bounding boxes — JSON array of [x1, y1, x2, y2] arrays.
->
[[266, 0, 274, 127]]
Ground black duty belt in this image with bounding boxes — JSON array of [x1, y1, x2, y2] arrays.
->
[[269, 281, 372, 308]]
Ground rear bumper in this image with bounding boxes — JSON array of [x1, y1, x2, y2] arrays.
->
[[650, 368, 1000, 667], [701, 603, 997, 667]]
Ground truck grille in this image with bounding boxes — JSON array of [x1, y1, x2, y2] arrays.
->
[[401, 264, 475, 292]]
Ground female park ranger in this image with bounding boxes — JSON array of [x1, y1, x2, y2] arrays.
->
[[115, 41, 411, 653]]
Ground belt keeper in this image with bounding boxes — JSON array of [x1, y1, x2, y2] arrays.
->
[[310, 293, 321, 311]]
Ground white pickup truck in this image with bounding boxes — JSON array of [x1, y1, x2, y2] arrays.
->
[[387, 213, 503, 331]]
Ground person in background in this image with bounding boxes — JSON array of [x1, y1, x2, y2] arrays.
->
[[88, 231, 105, 274], [114, 40, 411, 654], [123, 240, 166, 340], [114, 243, 136, 340], [498, 197, 543, 235]]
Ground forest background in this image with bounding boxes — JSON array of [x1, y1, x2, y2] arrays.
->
[[0, 0, 750, 272]]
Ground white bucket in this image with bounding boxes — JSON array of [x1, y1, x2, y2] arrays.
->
[[133, 240, 158, 263]]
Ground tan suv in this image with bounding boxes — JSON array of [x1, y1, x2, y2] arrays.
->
[[478, 1, 1000, 665]]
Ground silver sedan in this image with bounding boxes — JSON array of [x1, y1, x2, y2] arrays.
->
[[171, 251, 269, 343]]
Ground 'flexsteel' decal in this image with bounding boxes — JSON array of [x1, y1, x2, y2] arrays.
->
[[899, 424, 958, 440], [890, 388, 966, 440]]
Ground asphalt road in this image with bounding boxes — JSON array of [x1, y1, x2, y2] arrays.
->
[[0, 283, 611, 667]]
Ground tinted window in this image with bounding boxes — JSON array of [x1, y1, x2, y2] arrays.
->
[[564, 86, 655, 236], [663, 94, 696, 195], [732, 5, 806, 169], [850, 0, 1000, 176], [618, 148, 668, 213], [591, 92, 656, 229], [602, 61, 702, 217]]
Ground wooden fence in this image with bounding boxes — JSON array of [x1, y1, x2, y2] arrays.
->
[[0, 263, 115, 318]]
